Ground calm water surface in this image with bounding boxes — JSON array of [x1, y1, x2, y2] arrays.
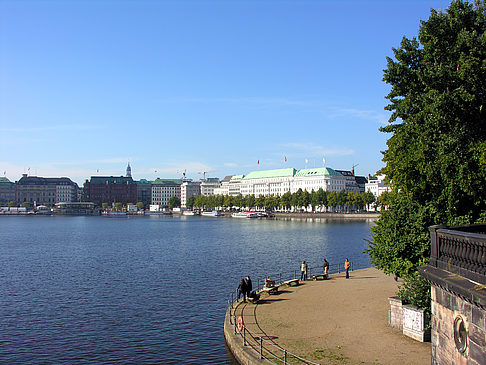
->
[[0, 215, 374, 364]]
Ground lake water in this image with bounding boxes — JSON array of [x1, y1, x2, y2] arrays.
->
[[0, 215, 374, 364]]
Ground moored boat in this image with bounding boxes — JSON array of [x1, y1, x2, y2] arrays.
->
[[201, 210, 223, 217], [231, 211, 259, 218], [182, 210, 199, 216]]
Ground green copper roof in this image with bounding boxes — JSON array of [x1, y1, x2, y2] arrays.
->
[[242, 168, 296, 180], [152, 178, 182, 185], [0, 177, 13, 185], [294, 167, 342, 177], [230, 175, 244, 181], [136, 179, 152, 185]]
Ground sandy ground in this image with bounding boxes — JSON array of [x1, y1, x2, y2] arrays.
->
[[235, 268, 430, 365]]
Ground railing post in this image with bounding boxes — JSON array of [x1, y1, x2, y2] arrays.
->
[[243, 326, 246, 346], [279, 273, 282, 285], [260, 337, 263, 359], [234, 316, 236, 334], [284, 349, 287, 365], [338, 263, 340, 273], [257, 279, 259, 292], [309, 267, 311, 279], [429, 225, 446, 267]]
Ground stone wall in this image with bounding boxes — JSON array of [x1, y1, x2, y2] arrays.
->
[[388, 296, 403, 331], [431, 286, 485, 365]]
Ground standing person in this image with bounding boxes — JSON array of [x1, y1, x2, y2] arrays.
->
[[344, 258, 351, 279], [323, 258, 329, 276], [245, 276, 252, 299], [300, 260, 308, 281], [238, 278, 247, 302]]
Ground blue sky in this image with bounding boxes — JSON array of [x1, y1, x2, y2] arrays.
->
[[1, 0, 452, 185]]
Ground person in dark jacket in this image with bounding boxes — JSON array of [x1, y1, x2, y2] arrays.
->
[[238, 278, 247, 302], [323, 258, 329, 276], [245, 276, 252, 299]]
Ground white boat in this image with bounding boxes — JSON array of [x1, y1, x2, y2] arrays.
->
[[231, 211, 259, 218], [102, 211, 127, 217], [182, 210, 199, 216], [201, 210, 223, 217]]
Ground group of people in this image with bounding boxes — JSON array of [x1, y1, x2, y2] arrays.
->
[[300, 258, 351, 279], [237, 275, 253, 302], [238, 258, 352, 303]]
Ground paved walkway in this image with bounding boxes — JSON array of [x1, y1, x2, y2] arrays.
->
[[235, 267, 430, 365]]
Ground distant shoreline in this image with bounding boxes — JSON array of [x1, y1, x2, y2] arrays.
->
[[0, 210, 381, 219], [273, 211, 380, 219]]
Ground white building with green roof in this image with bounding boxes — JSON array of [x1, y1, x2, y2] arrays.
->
[[235, 167, 347, 197], [228, 175, 243, 196], [151, 178, 182, 208]]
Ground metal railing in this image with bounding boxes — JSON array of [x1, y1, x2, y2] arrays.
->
[[227, 260, 360, 364]]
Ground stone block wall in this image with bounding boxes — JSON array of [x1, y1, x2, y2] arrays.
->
[[431, 286, 486, 365], [388, 296, 403, 330]]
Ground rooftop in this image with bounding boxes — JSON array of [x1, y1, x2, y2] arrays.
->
[[294, 167, 342, 177], [88, 176, 135, 184], [242, 168, 296, 180], [0, 177, 14, 185], [152, 178, 182, 186]]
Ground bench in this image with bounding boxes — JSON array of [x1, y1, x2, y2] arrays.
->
[[260, 286, 279, 295], [312, 274, 329, 280], [282, 279, 299, 286]]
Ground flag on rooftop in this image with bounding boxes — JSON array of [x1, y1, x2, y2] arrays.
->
[[284, 156, 287, 162]]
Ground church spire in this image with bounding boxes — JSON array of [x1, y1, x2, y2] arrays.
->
[[126, 162, 132, 178]]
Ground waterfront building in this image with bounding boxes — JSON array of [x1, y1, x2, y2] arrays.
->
[[200, 177, 220, 196], [235, 167, 347, 197], [0, 177, 16, 204], [355, 175, 368, 193], [83, 176, 137, 206], [151, 178, 182, 208], [214, 176, 231, 196], [228, 175, 243, 196], [365, 174, 391, 199], [293, 168, 346, 193], [16, 175, 78, 205], [136, 179, 152, 208], [181, 181, 201, 207], [335, 170, 362, 193]]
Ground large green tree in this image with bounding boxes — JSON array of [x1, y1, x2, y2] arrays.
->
[[368, 1, 486, 306], [168, 196, 181, 209]]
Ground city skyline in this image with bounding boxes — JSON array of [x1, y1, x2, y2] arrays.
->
[[1, 0, 452, 185]]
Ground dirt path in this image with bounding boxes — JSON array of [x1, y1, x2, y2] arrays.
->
[[247, 268, 430, 365]]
